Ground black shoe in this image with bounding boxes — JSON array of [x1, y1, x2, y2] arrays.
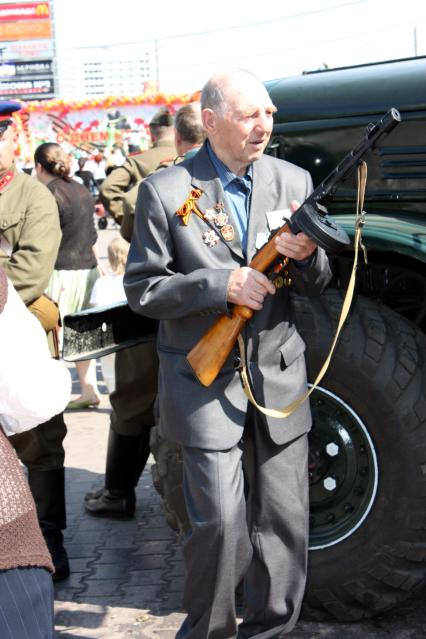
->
[[84, 487, 103, 502], [45, 533, 70, 582], [84, 488, 135, 519]]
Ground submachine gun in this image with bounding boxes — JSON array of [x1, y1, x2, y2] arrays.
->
[[187, 107, 401, 386], [62, 109, 401, 369]]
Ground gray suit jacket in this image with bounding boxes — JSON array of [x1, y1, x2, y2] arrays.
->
[[125, 143, 331, 449]]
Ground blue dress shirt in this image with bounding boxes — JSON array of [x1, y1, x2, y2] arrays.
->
[[206, 142, 253, 254]]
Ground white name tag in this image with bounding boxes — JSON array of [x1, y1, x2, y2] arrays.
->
[[266, 209, 291, 232], [255, 232, 269, 250]]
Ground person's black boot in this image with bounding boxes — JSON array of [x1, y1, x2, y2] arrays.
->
[[27, 467, 70, 582], [84, 427, 151, 519], [84, 487, 136, 518]]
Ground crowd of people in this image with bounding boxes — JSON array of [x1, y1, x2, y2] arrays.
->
[[0, 68, 330, 639]]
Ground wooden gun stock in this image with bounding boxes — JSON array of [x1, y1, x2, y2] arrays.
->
[[187, 306, 252, 387], [187, 228, 288, 386]]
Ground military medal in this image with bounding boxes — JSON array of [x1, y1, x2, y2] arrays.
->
[[215, 201, 225, 211], [214, 211, 229, 228], [202, 230, 220, 247], [220, 224, 235, 241], [274, 276, 285, 289], [204, 208, 216, 222]]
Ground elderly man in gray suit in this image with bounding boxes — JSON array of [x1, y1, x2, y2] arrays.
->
[[125, 69, 332, 638]]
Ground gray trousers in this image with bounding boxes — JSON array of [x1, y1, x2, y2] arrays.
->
[[178, 408, 309, 639]]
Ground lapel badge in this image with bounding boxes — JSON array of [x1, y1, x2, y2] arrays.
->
[[215, 201, 225, 211], [202, 230, 220, 247], [220, 224, 235, 241], [214, 211, 229, 228]]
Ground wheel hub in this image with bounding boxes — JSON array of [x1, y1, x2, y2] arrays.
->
[[308, 386, 378, 550]]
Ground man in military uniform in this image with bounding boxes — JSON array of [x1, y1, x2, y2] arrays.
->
[[100, 107, 176, 225], [0, 102, 70, 580], [120, 103, 205, 242], [85, 104, 204, 518]]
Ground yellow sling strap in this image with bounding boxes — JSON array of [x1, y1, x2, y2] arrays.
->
[[238, 161, 368, 418]]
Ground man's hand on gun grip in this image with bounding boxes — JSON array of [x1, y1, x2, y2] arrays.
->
[[227, 266, 276, 311], [274, 200, 318, 261]]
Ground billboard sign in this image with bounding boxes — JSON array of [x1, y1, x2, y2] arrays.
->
[[0, 59, 54, 76], [0, 2, 51, 41], [0, 76, 54, 98], [0, 38, 53, 61]]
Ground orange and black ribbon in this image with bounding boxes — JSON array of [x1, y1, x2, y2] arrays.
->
[[176, 188, 204, 225]]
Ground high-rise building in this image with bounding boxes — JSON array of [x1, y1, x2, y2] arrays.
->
[[58, 44, 155, 99], [83, 56, 152, 97]]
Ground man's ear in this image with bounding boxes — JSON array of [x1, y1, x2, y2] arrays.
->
[[202, 108, 217, 136]]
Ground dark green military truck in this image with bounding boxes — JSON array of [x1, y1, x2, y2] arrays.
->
[[262, 55, 426, 620], [64, 55, 426, 622]]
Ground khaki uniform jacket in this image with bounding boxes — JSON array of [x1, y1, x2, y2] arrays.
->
[[0, 167, 61, 305], [100, 139, 176, 225], [120, 155, 177, 242]]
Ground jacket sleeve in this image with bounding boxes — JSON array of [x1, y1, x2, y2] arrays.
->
[[100, 158, 144, 224], [288, 248, 332, 296], [124, 178, 231, 320], [120, 181, 140, 242], [3, 182, 61, 305]]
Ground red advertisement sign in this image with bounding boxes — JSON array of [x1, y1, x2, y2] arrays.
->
[[0, 2, 50, 22]]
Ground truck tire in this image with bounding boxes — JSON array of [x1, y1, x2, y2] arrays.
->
[[150, 290, 426, 620], [295, 289, 426, 620]]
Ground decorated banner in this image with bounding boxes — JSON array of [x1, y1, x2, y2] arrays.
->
[[12, 89, 195, 166]]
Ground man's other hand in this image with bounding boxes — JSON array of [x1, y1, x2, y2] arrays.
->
[[227, 266, 276, 310]]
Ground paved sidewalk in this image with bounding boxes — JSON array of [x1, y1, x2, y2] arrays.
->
[[55, 367, 186, 638], [55, 366, 426, 639]]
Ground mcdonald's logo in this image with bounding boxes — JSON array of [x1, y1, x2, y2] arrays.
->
[[35, 3, 50, 17]]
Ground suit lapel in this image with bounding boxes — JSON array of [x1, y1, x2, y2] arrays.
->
[[190, 146, 245, 262], [246, 157, 276, 263]]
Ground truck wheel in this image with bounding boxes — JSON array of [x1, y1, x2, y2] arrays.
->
[[294, 289, 426, 621], [150, 290, 426, 620]]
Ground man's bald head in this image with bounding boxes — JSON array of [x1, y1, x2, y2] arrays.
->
[[201, 69, 272, 115], [200, 69, 276, 176]]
